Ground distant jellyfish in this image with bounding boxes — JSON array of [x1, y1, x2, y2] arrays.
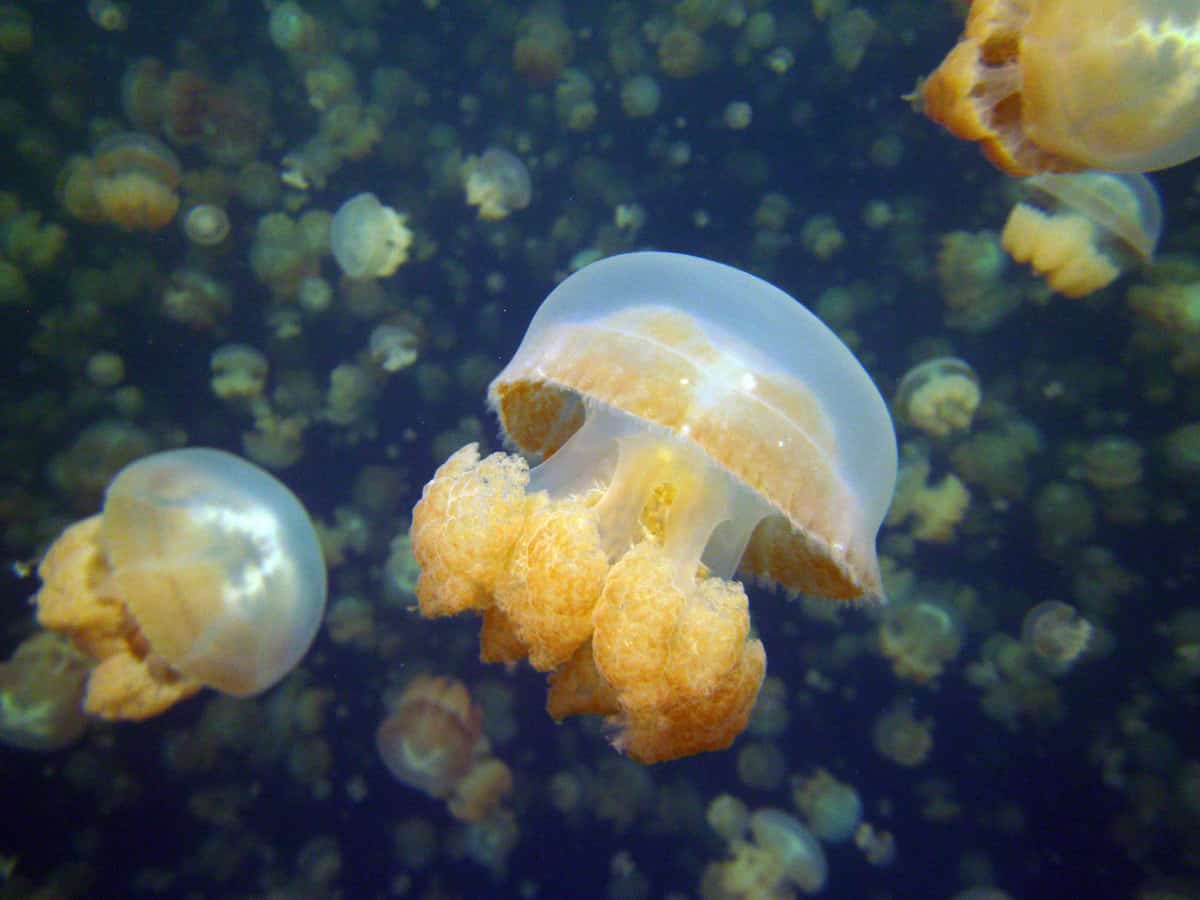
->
[[462, 148, 532, 221], [0, 632, 92, 751], [91, 131, 182, 231], [872, 702, 933, 767], [894, 357, 980, 438], [120, 57, 167, 131], [87, 0, 128, 31], [512, 10, 573, 85], [1021, 601, 1093, 671], [1082, 435, 1144, 492], [919, 0, 1200, 175], [368, 322, 420, 374], [330, 192, 412, 280], [377, 675, 483, 799], [793, 769, 863, 844], [749, 809, 829, 894], [1001, 172, 1162, 298], [35, 448, 327, 720], [183, 203, 231, 246]]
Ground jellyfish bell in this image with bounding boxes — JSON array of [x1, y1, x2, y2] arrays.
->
[[1001, 172, 1162, 297], [35, 448, 327, 720], [410, 252, 897, 762], [463, 148, 532, 221], [919, 0, 1200, 175], [0, 632, 92, 751], [894, 357, 980, 438], [91, 131, 181, 231], [330, 192, 413, 280]]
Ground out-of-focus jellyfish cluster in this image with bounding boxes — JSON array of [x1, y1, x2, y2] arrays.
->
[[410, 253, 897, 762]]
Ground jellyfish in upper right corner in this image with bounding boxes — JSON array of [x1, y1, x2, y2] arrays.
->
[[409, 252, 897, 763], [34, 448, 326, 721], [1001, 172, 1162, 298], [919, 0, 1200, 176]]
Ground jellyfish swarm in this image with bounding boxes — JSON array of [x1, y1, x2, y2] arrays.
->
[[410, 252, 896, 763], [35, 448, 326, 720], [1001, 172, 1162, 297], [920, 0, 1200, 176]]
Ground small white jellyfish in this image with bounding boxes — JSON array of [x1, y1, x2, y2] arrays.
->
[[369, 323, 420, 374], [330, 193, 412, 280], [463, 148, 532, 221]]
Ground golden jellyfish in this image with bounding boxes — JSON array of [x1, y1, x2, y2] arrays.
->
[[329, 192, 412, 280], [894, 357, 980, 438], [462, 148, 532, 221], [919, 0, 1200, 175], [0, 632, 92, 751], [512, 10, 573, 85], [1021, 601, 1093, 671], [91, 132, 182, 231], [409, 252, 897, 763], [183, 203, 231, 247], [34, 448, 327, 721], [1001, 172, 1162, 298], [376, 675, 512, 823]]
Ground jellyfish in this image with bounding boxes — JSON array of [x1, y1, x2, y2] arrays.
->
[[376, 675, 512, 823], [1021, 601, 1093, 672], [462, 148, 532, 221], [183, 204, 231, 246], [792, 769, 863, 843], [894, 357, 980, 438], [919, 0, 1200, 175], [409, 252, 897, 763], [1001, 172, 1162, 298], [0, 632, 92, 751], [329, 192, 412, 280], [90, 132, 182, 231], [34, 448, 327, 720]]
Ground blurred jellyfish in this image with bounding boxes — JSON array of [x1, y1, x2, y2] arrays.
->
[[879, 600, 963, 683], [749, 809, 829, 894], [1001, 172, 1162, 298], [1021, 601, 1093, 672], [895, 357, 981, 438], [920, 0, 1200, 175], [793, 769, 863, 844], [210, 344, 269, 402], [872, 702, 933, 767], [86, 132, 182, 231], [35, 448, 327, 720], [512, 9, 573, 84], [462, 148, 532, 221], [368, 322, 420, 374], [1082, 435, 1144, 492], [183, 203, 231, 247], [0, 632, 92, 751], [329, 192, 412, 279], [87, 0, 128, 31]]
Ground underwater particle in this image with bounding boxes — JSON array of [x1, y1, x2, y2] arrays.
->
[[1021, 601, 1092, 671], [0, 632, 92, 751], [183, 203, 231, 246], [1001, 172, 1162, 298], [895, 357, 981, 438], [34, 448, 327, 720], [462, 147, 532, 221], [919, 0, 1200, 175], [329, 192, 412, 280], [410, 252, 897, 762]]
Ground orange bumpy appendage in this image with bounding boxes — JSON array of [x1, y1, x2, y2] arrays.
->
[[35, 516, 201, 720], [410, 444, 535, 617], [494, 496, 608, 671], [1001, 204, 1118, 298], [592, 542, 765, 763]]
